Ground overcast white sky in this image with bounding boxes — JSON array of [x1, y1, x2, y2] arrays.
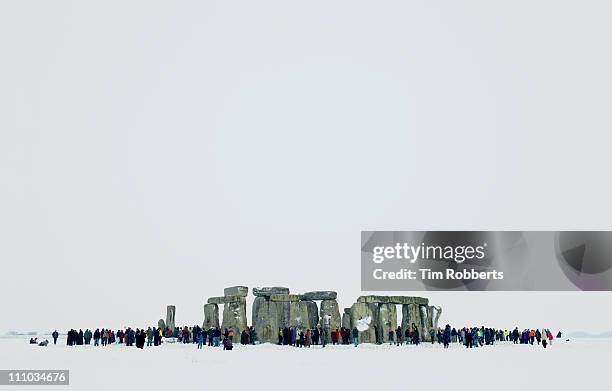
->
[[1, 1, 612, 334]]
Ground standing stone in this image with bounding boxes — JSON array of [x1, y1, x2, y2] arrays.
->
[[349, 302, 376, 343], [221, 297, 247, 338], [401, 303, 421, 335], [166, 305, 176, 331], [377, 303, 398, 343], [305, 301, 319, 331], [431, 306, 442, 332], [158, 319, 165, 330], [368, 303, 381, 342], [419, 304, 430, 341], [426, 305, 442, 341], [203, 303, 220, 329], [342, 312, 351, 330], [277, 300, 299, 328], [297, 300, 318, 330], [252, 296, 279, 343], [320, 299, 341, 331]]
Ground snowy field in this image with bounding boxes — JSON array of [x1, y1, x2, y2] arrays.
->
[[0, 336, 609, 391]]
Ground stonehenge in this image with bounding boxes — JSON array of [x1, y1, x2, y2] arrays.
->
[[194, 288, 442, 344]]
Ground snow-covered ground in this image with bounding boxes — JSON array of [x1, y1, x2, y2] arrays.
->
[[0, 336, 608, 391]]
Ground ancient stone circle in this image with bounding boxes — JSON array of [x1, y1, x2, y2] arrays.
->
[[163, 287, 442, 343]]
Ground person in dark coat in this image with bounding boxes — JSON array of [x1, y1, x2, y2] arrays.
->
[[135, 329, 144, 349], [465, 328, 473, 348], [52, 330, 59, 345], [395, 327, 402, 346], [300, 330, 305, 347], [208, 328, 215, 346], [412, 326, 420, 345], [442, 325, 451, 348], [312, 327, 320, 345], [222, 335, 232, 350], [93, 329, 100, 346]]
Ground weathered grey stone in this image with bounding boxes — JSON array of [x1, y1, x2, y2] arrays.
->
[[296, 300, 318, 329], [320, 299, 341, 331], [357, 295, 390, 304], [253, 287, 290, 297], [305, 301, 319, 331], [221, 298, 247, 338], [430, 305, 442, 339], [166, 305, 176, 331], [388, 296, 429, 305], [301, 291, 337, 301], [295, 301, 309, 329], [377, 303, 398, 343], [357, 295, 428, 305], [423, 305, 442, 341], [158, 319, 165, 330], [269, 294, 302, 302], [368, 303, 381, 342], [207, 295, 244, 304], [342, 312, 351, 329], [401, 303, 421, 336], [252, 296, 278, 343], [223, 286, 249, 297], [349, 302, 376, 343], [277, 300, 300, 328], [203, 303, 219, 329], [419, 304, 430, 341]]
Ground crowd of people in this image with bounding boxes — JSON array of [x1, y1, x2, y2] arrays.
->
[[55, 325, 260, 351], [49, 324, 560, 350]]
